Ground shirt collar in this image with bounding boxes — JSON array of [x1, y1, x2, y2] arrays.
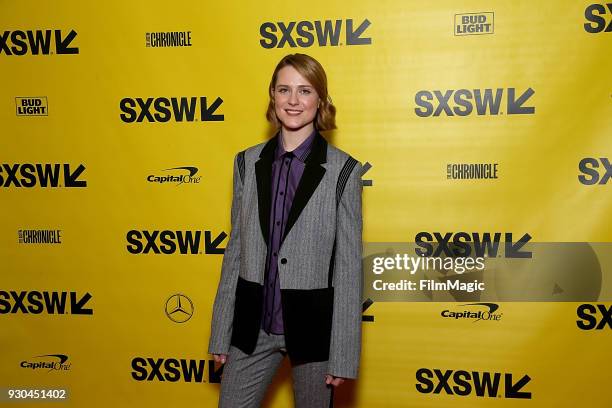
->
[[274, 128, 317, 163]]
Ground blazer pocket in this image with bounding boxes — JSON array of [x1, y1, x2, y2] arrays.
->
[[230, 276, 263, 355], [281, 287, 334, 363]]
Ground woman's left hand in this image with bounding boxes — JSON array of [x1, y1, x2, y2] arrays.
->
[[325, 374, 346, 387]]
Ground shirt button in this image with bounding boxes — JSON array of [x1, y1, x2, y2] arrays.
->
[[280, 258, 287, 264], [276, 221, 280, 226], [273, 252, 277, 256], [279, 191, 284, 196]]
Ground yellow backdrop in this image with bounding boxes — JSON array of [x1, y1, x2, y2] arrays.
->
[[1, 1, 611, 407]]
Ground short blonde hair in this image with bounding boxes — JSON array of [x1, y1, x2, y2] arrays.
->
[[266, 53, 337, 131]]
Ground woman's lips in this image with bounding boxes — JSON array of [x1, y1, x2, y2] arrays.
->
[[285, 109, 303, 115]]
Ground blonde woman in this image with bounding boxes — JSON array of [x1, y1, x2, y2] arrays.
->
[[209, 53, 363, 408]]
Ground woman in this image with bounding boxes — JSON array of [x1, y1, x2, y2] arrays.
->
[[208, 53, 363, 408]]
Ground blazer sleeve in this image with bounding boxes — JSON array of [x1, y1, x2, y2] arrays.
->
[[208, 152, 243, 355], [327, 160, 363, 379]]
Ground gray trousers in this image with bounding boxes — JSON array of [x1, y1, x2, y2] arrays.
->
[[218, 328, 334, 408]]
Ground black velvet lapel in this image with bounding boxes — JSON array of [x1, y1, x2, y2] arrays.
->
[[255, 133, 279, 246], [255, 129, 328, 246]]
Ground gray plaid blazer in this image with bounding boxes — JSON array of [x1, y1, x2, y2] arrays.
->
[[208, 130, 363, 379]]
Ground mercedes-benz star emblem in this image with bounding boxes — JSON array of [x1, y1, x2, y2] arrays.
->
[[165, 293, 194, 323]]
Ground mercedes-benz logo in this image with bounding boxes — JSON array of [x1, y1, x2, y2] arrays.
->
[[165, 293, 194, 323]]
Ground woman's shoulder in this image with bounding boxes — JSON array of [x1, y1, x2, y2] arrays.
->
[[233, 140, 268, 163], [326, 142, 361, 167]]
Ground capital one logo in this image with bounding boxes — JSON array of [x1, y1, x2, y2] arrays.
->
[[584, 3, 612, 33], [21, 354, 71, 372], [415, 88, 535, 117], [260, 18, 371, 48], [0, 29, 78, 55]]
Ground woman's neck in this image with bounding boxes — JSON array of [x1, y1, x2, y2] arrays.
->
[[280, 124, 315, 151]]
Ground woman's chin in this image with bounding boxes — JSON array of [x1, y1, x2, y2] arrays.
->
[[280, 121, 313, 132]]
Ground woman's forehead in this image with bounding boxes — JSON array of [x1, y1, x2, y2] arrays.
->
[[276, 66, 313, 86]]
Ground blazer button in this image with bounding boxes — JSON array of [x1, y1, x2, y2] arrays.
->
[[280, 258, 287, 264]]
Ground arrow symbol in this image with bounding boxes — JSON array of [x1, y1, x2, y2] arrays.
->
[[507, 88, 535, 115], [505, 374, 531, 399], [205, 231, 227, 254], [346, 19, 372, 45], [361, 162, 373, 187], [55, 29, 79, 54], [201, 97, 224, 121], [362, 298, 374, 322], [505, 233, 532, 258], [64, 164, 87, 187], [71, 292, 93, 315]]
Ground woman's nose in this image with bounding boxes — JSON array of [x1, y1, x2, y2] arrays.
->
[[289, 90, 299, 104]]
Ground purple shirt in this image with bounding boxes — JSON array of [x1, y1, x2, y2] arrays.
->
[[261, 129, 316, 335]]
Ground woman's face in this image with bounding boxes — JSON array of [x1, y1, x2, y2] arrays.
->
[[273, 65, 321, 133]]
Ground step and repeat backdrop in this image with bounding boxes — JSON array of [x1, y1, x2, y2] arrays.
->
[[1, 1, 611, 407]]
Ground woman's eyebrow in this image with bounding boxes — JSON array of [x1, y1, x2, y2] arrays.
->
[[276, 84, 313, 88]]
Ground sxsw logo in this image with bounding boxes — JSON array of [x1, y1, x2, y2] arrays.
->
[[260, 18, 371, 48], [584, 3, 612, 33], [131, 357, 221, 383], [0, 291, 93, 315], [126, 230, 227, 255], [16, 97, 48, 116], [416, 368, 531, 399], [119, 97, 224, 123], [454, 12, 494, 35], [0, 29, 78, 56], [578, 157, 610, 185], [415, 232, 532, 258], [0, 163, 87, 188], [576, 304, 612, 330], [415, 88, 535, 117]]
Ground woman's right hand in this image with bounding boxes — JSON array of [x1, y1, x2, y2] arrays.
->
[[213, 354, 228, 364]]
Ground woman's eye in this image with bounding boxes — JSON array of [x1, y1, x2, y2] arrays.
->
[[300, 89, 311, 94]]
